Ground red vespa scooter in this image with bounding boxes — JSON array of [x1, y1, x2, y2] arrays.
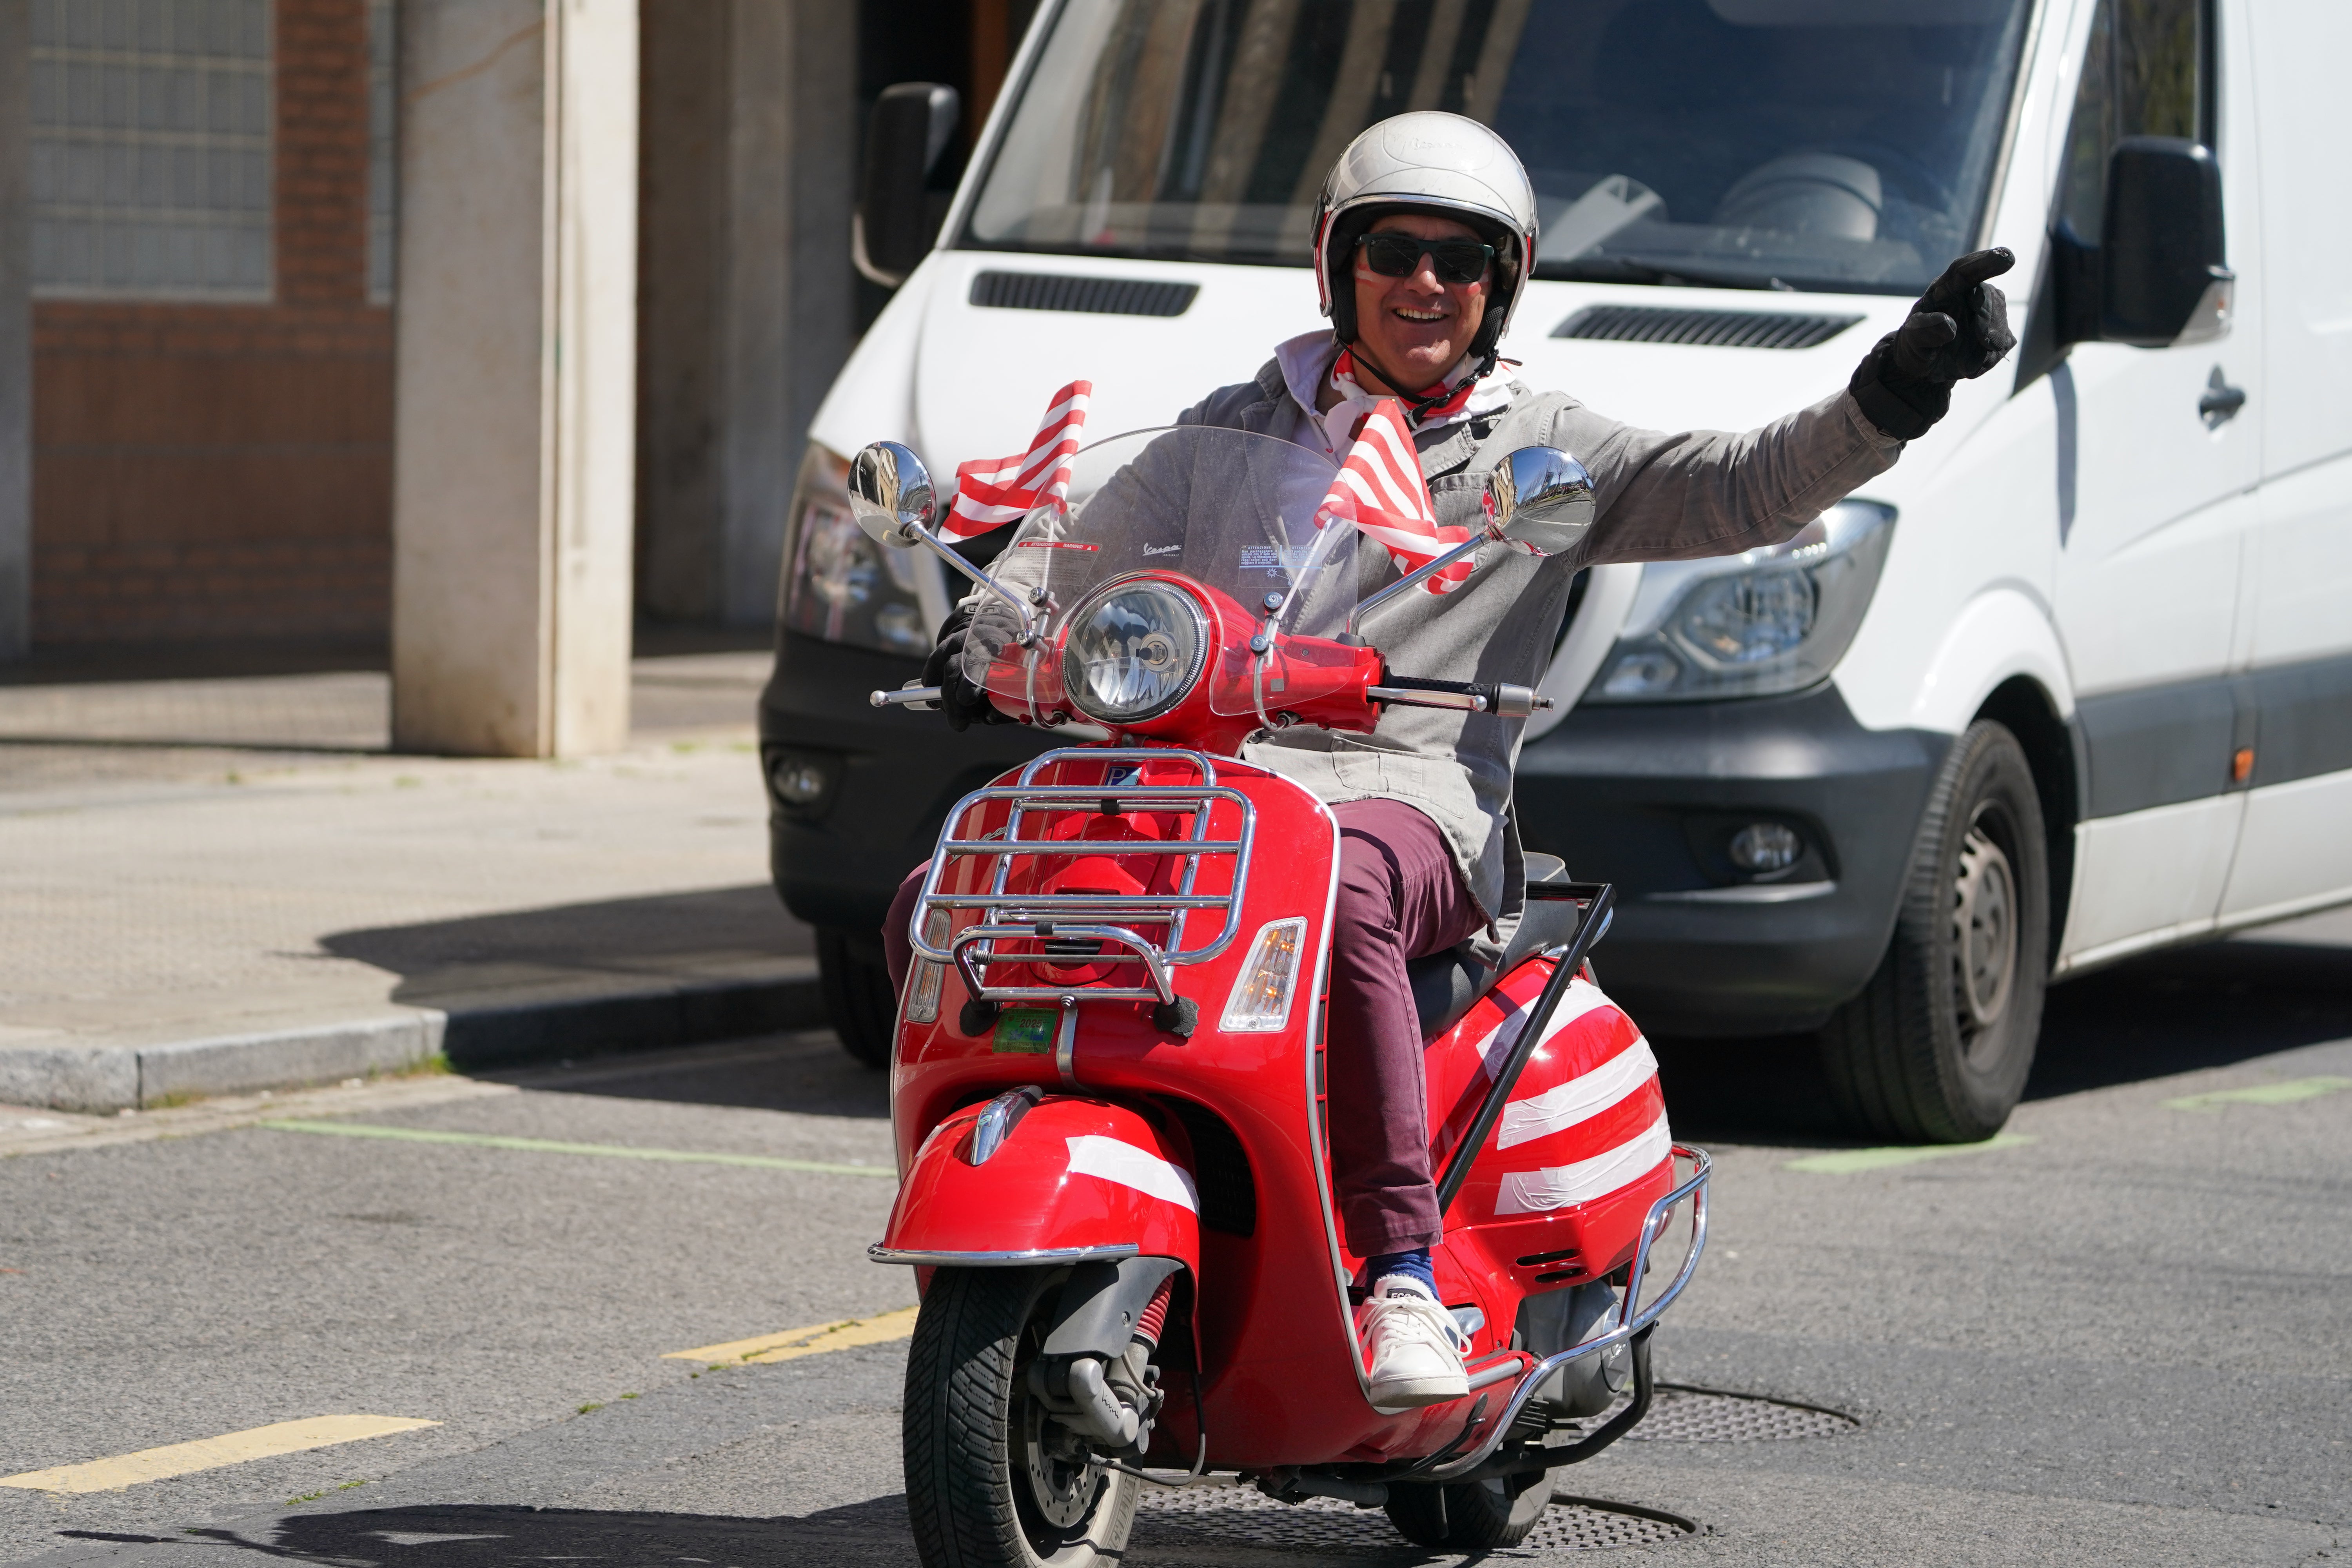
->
[[850, 423, 1708, 1567]]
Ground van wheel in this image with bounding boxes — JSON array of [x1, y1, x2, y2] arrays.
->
[[1386, 1470, 1555, 1549], [817, 926, 896, 1069], [1818, 720, 2049, 1142]]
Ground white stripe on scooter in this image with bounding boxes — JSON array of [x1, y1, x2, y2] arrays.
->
[[1493, 1113, 1673, 1216], [1065, 1136, 1199, 1213], [1497, 1037, 1659, 1150], [1478, 976, 1619, 1080]]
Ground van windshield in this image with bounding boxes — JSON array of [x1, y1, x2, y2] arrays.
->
[[964, 0, 2032, 295]]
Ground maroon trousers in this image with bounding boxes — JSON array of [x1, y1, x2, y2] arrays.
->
[[882, 796, 1479, 1258]]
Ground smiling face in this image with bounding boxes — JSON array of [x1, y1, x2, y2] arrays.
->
[[1348, 211, 1493, 395]]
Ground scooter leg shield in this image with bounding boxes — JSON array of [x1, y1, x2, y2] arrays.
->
[[876, 1096, 1202, 1273]]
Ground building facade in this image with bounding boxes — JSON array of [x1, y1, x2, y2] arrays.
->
[[0, 0, 1018, 659]]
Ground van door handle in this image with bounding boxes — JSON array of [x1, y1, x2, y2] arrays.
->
[[2199, 366, 2247, 428]]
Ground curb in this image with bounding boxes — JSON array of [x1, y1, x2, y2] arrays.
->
[[0, 966, 825, 1114]]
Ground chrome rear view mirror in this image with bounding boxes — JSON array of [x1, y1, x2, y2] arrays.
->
[[1348, 444, 1596, 637], [846, 440, 1038, 667], [1487, 446, 1595, 557], [848, 440, 937, 547]]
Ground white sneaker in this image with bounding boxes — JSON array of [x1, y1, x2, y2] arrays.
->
[[1358, 1278, 1470, 1407]]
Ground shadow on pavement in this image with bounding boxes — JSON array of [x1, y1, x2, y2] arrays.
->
[[324, 886, 811, 1008], [320, 886, 825, 1075], [1648, 931, 2352, 1142], [2025, 936, 2352, 1098], [151, 1500, 916, 1566], [490, 1030, 890, 1118]]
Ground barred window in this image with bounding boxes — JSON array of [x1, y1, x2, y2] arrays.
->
[[29, 0, 274, 301], [366, 0, 394, 302]]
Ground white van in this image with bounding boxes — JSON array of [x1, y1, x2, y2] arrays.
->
[[759, 0, 2352, 1138]]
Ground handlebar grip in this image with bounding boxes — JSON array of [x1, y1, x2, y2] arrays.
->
[[1368, 684, 1485, 712], [1371, 677, 1555, 719], [870, 684, 944, 710]]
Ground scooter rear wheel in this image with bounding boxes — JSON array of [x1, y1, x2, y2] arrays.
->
[[1385, 1470, 1555, 1549], [904, 1266, 1140, 1568]]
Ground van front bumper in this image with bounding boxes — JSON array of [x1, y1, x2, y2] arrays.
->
[[759, 632, 1054, 946], [1514, 686, 1949, 1036]]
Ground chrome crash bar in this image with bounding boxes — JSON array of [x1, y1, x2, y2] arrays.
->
[[1417, 1146, 1711, 1483]]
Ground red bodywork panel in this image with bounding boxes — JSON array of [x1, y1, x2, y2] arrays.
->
[[885, 748, 1674, 1471], [881, 1096, 1201, 1269]]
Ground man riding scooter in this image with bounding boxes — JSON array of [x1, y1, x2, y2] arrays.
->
[[886, 110, 2015, 1408]]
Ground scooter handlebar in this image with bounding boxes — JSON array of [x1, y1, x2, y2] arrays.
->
[[1370, 675, 1553, 720], [870, 683, 943, 710]]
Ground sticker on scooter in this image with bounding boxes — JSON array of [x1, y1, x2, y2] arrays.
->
[[991, 1009, 1058, 1054]]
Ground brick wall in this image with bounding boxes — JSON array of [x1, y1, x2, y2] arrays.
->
[[31, 0, 392, 645]]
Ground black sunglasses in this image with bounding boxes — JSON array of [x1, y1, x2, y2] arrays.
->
[[1356, 232, 1495, 285]]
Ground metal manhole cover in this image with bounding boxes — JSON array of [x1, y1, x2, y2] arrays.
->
[[1624, 1384, 1860, 1442], [1134, 1483, 1696, 1557]]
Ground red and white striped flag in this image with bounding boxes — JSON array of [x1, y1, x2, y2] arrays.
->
[[945, 380, 1092, 540], [1315, 399, 1474, 594]]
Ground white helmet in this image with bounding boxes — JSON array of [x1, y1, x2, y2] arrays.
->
[[1312, 112, 1540, 375]]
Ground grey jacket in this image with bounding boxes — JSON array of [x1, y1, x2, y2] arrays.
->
[[1178, 357, 1903, 920]]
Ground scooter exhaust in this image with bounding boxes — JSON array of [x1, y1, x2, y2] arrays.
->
[[1255, 1468, 1390, 1508]]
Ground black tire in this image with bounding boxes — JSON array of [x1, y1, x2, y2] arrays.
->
[[904, 1268, 1140, 1568], [817, 926, 897, 1069], [1386, 1470, 1555, 1549], [1818, 720, 2050, 1141]]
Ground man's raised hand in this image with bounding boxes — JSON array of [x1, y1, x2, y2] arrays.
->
[[1849, 247, 2018, 441]]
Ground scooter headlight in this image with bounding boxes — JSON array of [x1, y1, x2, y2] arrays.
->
[[1059, 579, 1210, 726]]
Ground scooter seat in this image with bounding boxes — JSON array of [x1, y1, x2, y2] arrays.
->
[[1407, 857, 1588, 1040]]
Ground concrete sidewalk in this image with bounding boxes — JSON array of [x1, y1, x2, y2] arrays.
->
[[0, 646, 825, 1112]]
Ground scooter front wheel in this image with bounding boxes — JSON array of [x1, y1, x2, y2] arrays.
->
[[903, 1266, 1140, 1568]]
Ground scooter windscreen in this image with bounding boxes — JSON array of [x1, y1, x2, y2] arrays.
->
[[963, 425, 1365, 723]]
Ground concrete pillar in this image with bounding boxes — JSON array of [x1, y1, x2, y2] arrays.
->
[[391, 0, 639, 756], [0, 0, 29, 661], [635, 0, 853, 628], [722, 0, 853, 629]]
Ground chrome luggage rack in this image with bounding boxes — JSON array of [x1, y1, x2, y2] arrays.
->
[[907, 748, 1257, 1005]]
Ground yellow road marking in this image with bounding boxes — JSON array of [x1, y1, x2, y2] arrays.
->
[[1785, 1133, 2034, 1174], [665, 1305, 920, 1365], [0, 1416, 439, 1495], [2163, 1076, 2351, 1113]]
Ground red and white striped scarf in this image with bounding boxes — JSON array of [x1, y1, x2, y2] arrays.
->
[[1316, 397, 1476, 595], [944, 380, 1092, 540]]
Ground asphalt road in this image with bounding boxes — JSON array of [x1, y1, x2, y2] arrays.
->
[[3, 924, 2347, 1568]]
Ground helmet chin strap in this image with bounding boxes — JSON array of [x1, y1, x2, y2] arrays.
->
[[1339, 337, 1497, 423]]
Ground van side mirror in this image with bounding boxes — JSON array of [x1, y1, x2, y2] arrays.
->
[[2100, 137, 2230, 347], [2043, 137, 2231, 356], [854, 83, 961, 288]]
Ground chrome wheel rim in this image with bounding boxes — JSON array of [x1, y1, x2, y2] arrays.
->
[[1951, 817, 2017, 1045]]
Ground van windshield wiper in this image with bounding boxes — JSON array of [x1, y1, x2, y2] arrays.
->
[[1534, 256, 1797, 292]]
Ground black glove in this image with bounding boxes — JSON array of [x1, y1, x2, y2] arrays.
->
[[1849, 247, 2017, 441], [920, 602, 1009, 733]]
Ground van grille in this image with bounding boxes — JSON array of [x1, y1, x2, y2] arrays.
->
[[970, 270, 1198, 318], [1552, 304, 1862, 349]]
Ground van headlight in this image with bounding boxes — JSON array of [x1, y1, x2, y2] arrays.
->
[[779, 442, 934, 657], [1060, 578, 1210, 726], [1584, 501, 1895, 703]]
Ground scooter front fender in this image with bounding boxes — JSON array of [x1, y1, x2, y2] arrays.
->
[[871, 1095, 1201, 1272]]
